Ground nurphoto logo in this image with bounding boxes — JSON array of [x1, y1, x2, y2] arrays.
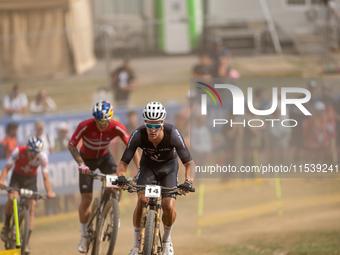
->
[[195, 82, 312, 128]]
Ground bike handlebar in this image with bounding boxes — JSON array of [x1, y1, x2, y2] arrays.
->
[[4, 186, 45, 200], [118, 181, 195, 196], [87, 170, 106, 180]]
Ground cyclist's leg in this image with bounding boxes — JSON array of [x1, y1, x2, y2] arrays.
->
[[78, 154, 97, 224], [5, 172, 21, 225], [78, 177, 93, 252], [159, 159, 179, 244], [130, 163, 155, 251], [27, 199, 37, 245], [78, 183, 93, 224], [134, 163, 156, 228], [22, 173, 38, 232]]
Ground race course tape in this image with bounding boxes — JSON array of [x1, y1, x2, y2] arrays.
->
[[198, 192, 340, 227]]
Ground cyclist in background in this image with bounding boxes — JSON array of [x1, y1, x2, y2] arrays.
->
[[68, 100, 140, 253], [116, 101, 195, 255], [0, 136, 56, 254]]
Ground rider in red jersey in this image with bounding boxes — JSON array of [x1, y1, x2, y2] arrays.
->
[[68, 100, 140, 253], [0, 136, 56, 254]]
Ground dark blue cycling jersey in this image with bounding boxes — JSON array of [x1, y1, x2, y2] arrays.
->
[[121, 123, 191, 165]]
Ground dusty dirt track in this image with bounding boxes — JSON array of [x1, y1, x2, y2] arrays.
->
[[14, 178, 340, 255]]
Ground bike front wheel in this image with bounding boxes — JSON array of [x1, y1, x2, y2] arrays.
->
[[96, 198, 119, 255], [19, 209, 29, 255], [143, 210, 156, 255]]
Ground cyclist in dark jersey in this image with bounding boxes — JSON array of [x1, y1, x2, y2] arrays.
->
[[116, 101, 195, 255], [68, 100, 140, 253]]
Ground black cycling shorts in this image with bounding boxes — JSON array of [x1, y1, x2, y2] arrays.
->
[[137, 156, 178, 199], [79, 151, 117, 194], [9, 171, 38, 196]]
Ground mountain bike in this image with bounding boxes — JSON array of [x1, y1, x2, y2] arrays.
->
[[3, 186, 45, 255], [86, 171, 119, 255], [121, 181, 195, 255]]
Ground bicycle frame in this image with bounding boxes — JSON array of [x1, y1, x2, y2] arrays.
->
[[121, 181, 194, 255], [139, 197, 162, 255], [86, 172, 119, 254], [3, 187, 44, 254]]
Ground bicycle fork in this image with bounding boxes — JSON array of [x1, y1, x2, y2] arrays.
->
[[153, 204, 162, 255]]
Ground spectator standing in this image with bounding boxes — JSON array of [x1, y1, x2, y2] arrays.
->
[[1, 122, 19, 159], [191, 53, 213, 78], [218, 54, 240, 79], [34, 120, 55, 154], [2, 84, 28, 118], [209, 38, 230, 77], [289, 94, 308, 164], [269, 108, 291, 165], [55, 122, 70, 152], [34, 119, 58, 215], [125, 110, 140, 135], [303, 101, 330, 164], [111, 55, 137, 108], [30, 89, 57, 114]]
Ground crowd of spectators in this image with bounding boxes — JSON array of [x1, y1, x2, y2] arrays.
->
[[192, 39, 240, 79], [2, 84, 57, 119]]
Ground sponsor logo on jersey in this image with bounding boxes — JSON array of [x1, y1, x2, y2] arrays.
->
[[158, 148, 171, 151], [146, 148, 156, 155], [174, 129, 186, 149], [92, 132, 97, 136]]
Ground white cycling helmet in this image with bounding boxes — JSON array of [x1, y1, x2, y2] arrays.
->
[[92, 100, 113, 121], [142, 102, 167, 121], [27, 136, 44, 154]]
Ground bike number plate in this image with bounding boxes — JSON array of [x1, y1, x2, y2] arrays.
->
[[145, 185, 161, 198], [106, 175, 118, 188]]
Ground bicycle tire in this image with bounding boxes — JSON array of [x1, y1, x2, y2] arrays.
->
[[87, 197, 100, 255], [96, 199, 119, 255], [143, 210, 156, 255], [19, 209, 29, 255]]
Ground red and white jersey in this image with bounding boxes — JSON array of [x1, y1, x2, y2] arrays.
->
[[69, 118, 130, 159], [7, 146, 49, 176]]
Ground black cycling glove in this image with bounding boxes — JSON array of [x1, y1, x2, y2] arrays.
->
[[117, 176, 128, 186], [178, 182, 192, 192]]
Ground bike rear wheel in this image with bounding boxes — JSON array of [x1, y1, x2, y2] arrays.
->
[[19, 209, 29, 255], [96, 199, 119, 255], [143, 210, 156, 255], [87, 197, 100, 255]]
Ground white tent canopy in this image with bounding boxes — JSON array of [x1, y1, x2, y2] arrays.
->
[[0, 0, 96, 80]]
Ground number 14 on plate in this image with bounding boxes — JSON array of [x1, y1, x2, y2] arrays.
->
[[145, 185, 161, 198]]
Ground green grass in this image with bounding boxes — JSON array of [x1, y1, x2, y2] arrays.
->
[[190, 231, 340, 255], [252, 231, 340, 255]]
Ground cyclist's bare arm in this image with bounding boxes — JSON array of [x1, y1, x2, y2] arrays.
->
[[184, 160, 196, 183], [0, 163, 13, 189], [68, 144, 84, 165], [42, 172, 56, 198], [117, 161, 128, 177]]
